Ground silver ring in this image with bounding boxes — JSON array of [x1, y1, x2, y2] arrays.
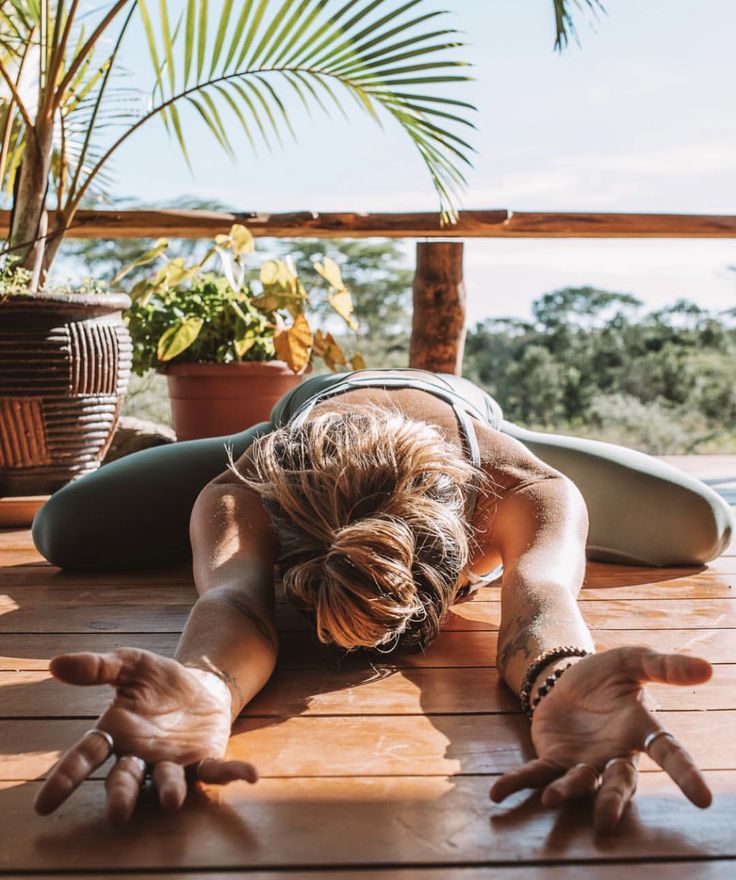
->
[[571, 762, 602, 788], [643, 730, 675, 755], [84, 728, 115, 757], [604, 756, 638, 774], [117, 754, 147, 776]]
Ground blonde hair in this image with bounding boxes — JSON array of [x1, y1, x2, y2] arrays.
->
[[233, 404, 483, 652]]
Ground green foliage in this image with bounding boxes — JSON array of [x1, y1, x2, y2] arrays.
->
[[463, 287, 736, 454], [124, 225, 362, 375], [0, 257, 32, 295], [126, 274, 274, 373]]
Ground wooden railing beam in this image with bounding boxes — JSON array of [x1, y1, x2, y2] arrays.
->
[[2, 209, 736, 239]]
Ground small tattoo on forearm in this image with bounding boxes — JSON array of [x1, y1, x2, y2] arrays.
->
[[215, 667, 246, 709], [497, 611, 535, 675], [229, 596, 278, 649]]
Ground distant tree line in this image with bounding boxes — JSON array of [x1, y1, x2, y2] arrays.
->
[[463, 288, 736, 453]]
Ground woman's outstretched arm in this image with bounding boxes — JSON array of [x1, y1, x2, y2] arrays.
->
[[178, 478, 281, 720], [34, 476, 280, 823], [487, 474, 714, 833], [491, 475, 594, 696]]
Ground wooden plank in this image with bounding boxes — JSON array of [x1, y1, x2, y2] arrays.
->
[[0, 631, 497, 671], [3, 208, 736, 239], [2, 664, 732, 718], [2, 627, 735, 672], [0, 869, 733, 880], [3, 598, 736, 634], [2, 710, 735, 782], [0, 584, 197, 606], [1, 774, 735, 871], [0, 572, 733, 604], [2, 570, 735, 601], [0, 563, 194, 585], [451, 599, 736, 631]]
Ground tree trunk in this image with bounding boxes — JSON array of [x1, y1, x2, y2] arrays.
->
[[409, 241, 467, 375]]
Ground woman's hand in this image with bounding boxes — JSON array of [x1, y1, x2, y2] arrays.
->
[[34, 648, 257, 823], [489, 647, 714, 834]]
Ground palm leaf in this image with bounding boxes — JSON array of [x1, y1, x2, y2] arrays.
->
[[71, 0, 477, 220], [553, 0, 606, 50]]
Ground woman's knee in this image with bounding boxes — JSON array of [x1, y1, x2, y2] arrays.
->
[[32, 488, 91, 568]]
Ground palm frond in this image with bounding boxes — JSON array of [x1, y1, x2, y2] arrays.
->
[[118, 0, 476, 220], [552, 0, 606, 51]]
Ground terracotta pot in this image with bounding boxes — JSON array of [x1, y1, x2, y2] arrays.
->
[[0, 291, 132, 495], [163, 361, 309, 441]]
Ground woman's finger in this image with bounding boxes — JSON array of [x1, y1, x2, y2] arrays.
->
[[594, 757, 639, 834], [34, 729, 114, 815], [49, 648, 153, 689], [105, 755, 147, 825], [541, 763, 601, 807], [622, 648, 712, 687], [646, 730, 712, 808], [152, 761, 188, 811], [196, 758, 258, 785], [489, 759, 563, 803]]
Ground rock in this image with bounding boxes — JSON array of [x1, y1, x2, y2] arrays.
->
[[103, 416, 177, 463]]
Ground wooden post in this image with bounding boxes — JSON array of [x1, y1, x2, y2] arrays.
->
[[409, 241, 466, 375]]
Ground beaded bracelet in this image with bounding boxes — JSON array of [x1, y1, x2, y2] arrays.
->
[[529, 662, 574, 717], [518, 646, 593, 719]]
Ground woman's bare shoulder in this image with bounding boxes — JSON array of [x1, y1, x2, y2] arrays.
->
[[474, 422, 562, 496]]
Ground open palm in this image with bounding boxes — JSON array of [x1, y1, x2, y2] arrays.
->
[[34, 648, 256, 823], [491, 647, 714, 833]]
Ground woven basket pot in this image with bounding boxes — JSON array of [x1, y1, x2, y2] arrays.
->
[[0, 291, 132, 496]]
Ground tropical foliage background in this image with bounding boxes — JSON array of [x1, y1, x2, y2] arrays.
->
[[64, 229, 736, 454]]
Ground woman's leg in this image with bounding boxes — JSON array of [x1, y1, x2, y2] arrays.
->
[[32, 422, 272, 570], [501, 421, 734, 566]]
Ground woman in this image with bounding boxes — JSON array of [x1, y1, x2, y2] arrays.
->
[[31, 369, 733, 832]]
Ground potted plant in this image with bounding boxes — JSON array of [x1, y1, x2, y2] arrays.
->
[[0, 1, 474, 500], [123, 224, 364, 440]]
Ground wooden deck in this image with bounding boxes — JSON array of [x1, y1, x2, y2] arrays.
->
[[1, 456, 735, 878]]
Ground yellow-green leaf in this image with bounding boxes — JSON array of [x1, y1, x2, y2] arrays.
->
[[328, 289, 358, 331], [156, 317, 204, 362], [314, 256, 344, 290], [159, 257, 195, 287], [112, 238, 169, 285], [235, 330, 258, 357], [273, 313, 313, 372], [260, 260, 280, 286], [230, 224, 255, 255]]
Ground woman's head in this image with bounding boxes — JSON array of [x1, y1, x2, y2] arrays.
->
[[233, 405, 482, 652]]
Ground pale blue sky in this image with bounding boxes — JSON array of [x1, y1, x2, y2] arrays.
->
[[105, 0, 736, 323]]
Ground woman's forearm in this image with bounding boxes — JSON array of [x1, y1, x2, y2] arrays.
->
[[496, 573, 595, 699], [175, 582, 279, 722]]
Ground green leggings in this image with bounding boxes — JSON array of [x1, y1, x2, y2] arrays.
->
[[32, 375, 733, 570]]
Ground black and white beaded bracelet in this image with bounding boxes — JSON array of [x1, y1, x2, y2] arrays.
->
[[518, 646, 593, 720]]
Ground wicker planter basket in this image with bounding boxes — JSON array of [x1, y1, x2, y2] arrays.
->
[[0, 291, 132, 496]]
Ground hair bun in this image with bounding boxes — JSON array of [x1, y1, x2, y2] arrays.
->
[[233, 405, 482, 651]]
